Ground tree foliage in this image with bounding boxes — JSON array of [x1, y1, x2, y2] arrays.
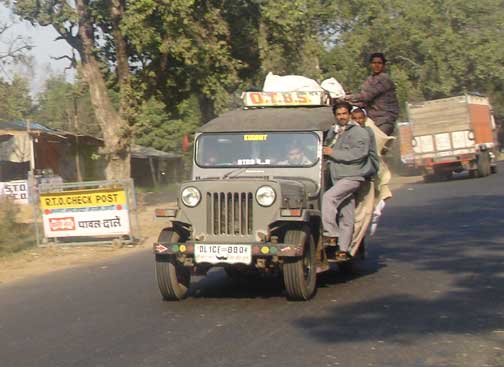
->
[[3, 0, 504, 173], [34, 75, 100, 136], [321, 0, 504, 117], [0, 75, 32, 122]]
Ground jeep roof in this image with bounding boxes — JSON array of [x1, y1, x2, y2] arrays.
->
[[198, 107, 334, 133]]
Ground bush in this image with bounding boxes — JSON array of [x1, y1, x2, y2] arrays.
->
[[0, 198, 35, 256]]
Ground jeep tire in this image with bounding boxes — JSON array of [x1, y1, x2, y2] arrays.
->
[[155, 229, 191, 301], [283, 228, 317, 301]]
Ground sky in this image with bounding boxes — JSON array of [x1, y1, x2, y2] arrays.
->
[[0, 4, 75, 95]]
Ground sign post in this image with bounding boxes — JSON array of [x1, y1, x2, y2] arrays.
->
[[35, 179, 138, 246]]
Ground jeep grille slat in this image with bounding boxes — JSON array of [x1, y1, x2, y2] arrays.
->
[[207, 192, 253, 235]]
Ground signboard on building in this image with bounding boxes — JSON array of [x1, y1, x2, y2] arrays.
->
[[40, 188, 130, 238], [0, 180, 29, 204]]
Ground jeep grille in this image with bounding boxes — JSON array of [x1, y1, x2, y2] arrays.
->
[[207, 192, 253, 235]]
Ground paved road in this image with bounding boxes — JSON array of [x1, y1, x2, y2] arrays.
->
[[1, 165, 504, 367]]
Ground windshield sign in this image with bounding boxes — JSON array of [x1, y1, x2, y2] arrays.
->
[[196, 132, 319, 167]]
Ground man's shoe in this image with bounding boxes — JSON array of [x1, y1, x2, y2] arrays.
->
[[335, 251, 351, 261], [322, 236, 338, 246]]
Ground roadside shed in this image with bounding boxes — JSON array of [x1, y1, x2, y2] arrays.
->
[[0, 121, 184, 188], [131, 145, 183, 186], [0, 121, 105, 182]]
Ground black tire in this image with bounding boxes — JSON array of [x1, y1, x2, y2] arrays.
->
[[283, 228, 316, 301], [155, 230, 191, 301], [477, 153, 491, 177]]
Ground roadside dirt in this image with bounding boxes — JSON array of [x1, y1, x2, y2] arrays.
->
[[0, 176, 422, 286], [0, 192, 177, 286]]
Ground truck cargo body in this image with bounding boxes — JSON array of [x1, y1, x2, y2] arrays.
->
[[408, 95, 497, 179]]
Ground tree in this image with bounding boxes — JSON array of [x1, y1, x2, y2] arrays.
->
[[35, 74, 100, 136], [320, 0, 504, 117], [0, 21, 32, 69], [0, 75, 32, 122], [9, 0, 131, 180]]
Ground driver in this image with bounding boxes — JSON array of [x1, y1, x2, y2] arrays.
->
[[278, 145, 312, 165]]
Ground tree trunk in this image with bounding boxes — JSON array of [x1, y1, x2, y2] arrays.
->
[[110, 0, 130, 117], [197, 94, 216, 124], [76, 0, 130, 180]]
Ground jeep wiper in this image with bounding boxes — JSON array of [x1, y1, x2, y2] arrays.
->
[[222, 167, 248, 179]]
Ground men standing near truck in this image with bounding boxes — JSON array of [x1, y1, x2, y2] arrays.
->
[[322, 102, 375, 259], [345, 53, 400, 136]]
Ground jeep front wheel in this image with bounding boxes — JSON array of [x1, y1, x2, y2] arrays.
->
[[283, 228, 317, 301], [155, 229, 191, 300]]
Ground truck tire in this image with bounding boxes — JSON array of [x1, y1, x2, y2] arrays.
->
[[155, 229, 191, 301], [476, 153, 491, 177], [283, 228, 316, 301]]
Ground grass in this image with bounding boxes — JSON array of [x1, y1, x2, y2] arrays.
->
[[0, 198, 36, 256]]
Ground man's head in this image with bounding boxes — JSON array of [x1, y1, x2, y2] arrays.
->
[[332, 101, 352, 126], [286, 146, 305, 165], [351, 107, 367, 126], [369, 52, 386, 75]]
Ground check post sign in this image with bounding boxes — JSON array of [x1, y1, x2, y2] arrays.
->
[[40, 188, 130, 238]]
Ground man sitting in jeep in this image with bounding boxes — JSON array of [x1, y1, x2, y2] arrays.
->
[[277, 144, 313, 166], [322, 101, 376, 259]]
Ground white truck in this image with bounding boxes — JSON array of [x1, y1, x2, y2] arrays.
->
[[407, 95, 498, 181]]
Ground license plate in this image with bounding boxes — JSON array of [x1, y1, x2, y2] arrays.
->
[[194, 244, 252, 265]]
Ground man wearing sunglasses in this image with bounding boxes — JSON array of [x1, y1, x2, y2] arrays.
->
[[345, 53, 399, 136]]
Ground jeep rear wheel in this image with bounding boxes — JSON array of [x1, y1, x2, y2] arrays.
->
[[283, 228, 316, 301], [155, 229, 191, 301]]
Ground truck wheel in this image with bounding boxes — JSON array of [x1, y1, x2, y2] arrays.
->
[[155, 229, 191, 301], [283, 228, 316, 301], [477, 153, 491, 177]]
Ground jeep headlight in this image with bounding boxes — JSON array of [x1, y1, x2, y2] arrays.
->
[[181, 187, 201, 207], [256, 186, 276, 207]]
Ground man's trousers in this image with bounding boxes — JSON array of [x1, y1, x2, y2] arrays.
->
[[322, 178, 361, 251]]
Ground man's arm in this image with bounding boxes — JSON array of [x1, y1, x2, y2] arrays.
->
[[347, 74, 394, 104]]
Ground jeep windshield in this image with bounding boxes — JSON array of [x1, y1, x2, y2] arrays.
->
[[196, 132, 319, 168]]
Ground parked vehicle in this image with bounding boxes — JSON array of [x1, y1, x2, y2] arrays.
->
[[153, 92, 374, 301], [408, 95, 498, 181]]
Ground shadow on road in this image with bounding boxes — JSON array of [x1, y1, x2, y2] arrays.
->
[[188, 258, 384, 300], [294, 193, 504, 344], [189, 269, 285, 299]]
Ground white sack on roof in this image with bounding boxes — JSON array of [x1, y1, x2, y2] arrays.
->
[[263, 72, 324, 92], [262, 72, 346, 99], [320, 78, 346, 99]]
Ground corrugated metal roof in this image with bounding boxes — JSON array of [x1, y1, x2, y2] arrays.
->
[[131, 145, 181, 159], [0, 121, 57, 132]]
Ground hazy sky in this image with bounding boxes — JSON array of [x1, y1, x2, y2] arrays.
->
[[0, 4, 74, 95]]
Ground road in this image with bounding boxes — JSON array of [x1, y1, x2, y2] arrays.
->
[[1, 164, 504, 367]]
